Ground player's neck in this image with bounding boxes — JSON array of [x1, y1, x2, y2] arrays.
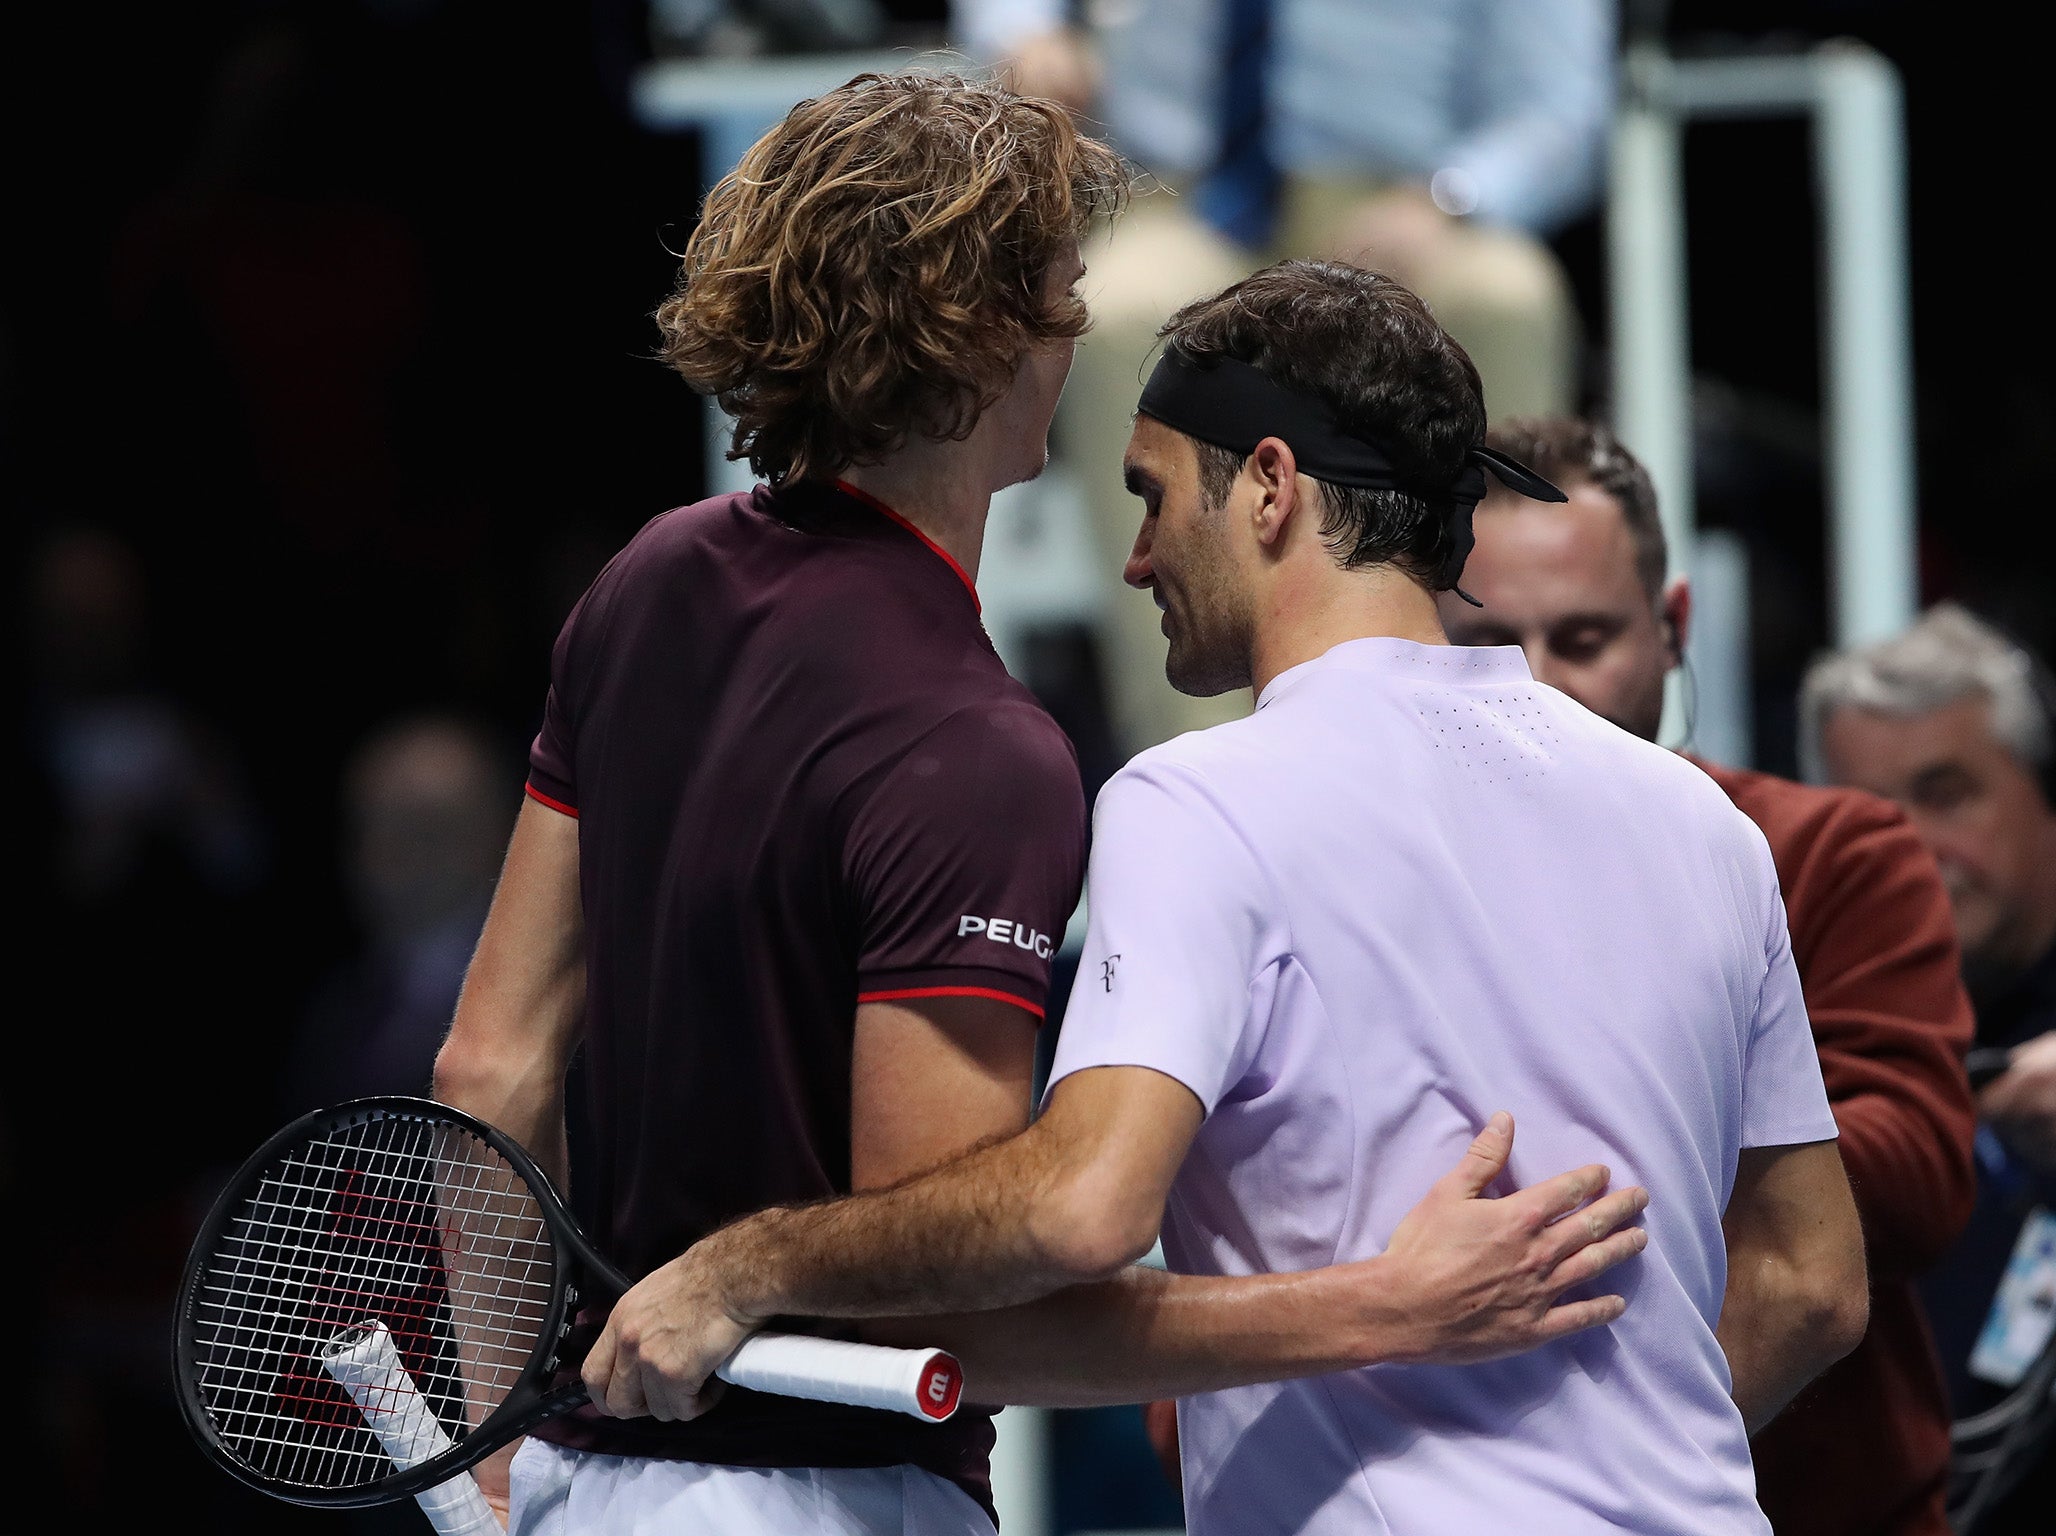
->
[[1248, 565, 1448, 697], [839, 444, 996, 583]]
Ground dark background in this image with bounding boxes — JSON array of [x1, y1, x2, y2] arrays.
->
[[0, 1, 2032, 1530]]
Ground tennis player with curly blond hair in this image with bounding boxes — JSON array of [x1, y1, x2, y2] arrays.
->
[[435, 69, 1651, 1536]]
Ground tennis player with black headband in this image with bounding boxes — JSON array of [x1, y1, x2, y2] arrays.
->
[[576, 257, 1870, 1536]]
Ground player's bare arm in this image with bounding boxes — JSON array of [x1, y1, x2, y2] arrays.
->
[[581, 1055, 1192, 1420], [850, 994, 1040, 1193], [430, 794, 588, 1515], [582, 1061, 1650, 1420], [863, 1103, 1650, 1408], [557, 991, 1046, 1425], [434, 796, 587, 1181], [1717, 1138, 1869, 1435]]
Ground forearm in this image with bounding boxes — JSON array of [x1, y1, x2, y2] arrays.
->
[[867, 1262, 1415, 1408], [707, 1123, 1126, 1325], [431, 798, 587, 1190]]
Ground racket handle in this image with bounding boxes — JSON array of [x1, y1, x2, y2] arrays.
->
[[412, 1472, 503, 1536], [719, 1332, 963, 1422], [321, 1320, 503, 1533]]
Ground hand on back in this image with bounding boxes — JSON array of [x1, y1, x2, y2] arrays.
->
[[1368, 1112, 1649, 1365]]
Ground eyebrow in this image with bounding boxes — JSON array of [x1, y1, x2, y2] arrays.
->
[[1123, 463, 1159, 498]]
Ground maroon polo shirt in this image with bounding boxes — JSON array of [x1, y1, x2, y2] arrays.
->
[[523, 479, 1087, 1521]]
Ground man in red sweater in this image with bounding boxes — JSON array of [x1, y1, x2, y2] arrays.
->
[[1138, 415, 1980, 1535], [1432, 417, 1978, 1535]]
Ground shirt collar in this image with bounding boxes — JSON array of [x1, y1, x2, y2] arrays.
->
[[1257, 637, 1531, 710], [832, 478, 981, 614]]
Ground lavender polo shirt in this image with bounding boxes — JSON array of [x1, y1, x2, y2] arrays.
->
[[1047, 638, 1837, 1536]]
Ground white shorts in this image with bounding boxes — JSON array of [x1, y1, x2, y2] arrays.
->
[[507, 1438, 998, 1536]]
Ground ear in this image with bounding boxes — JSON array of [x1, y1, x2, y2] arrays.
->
[[1248, 437, 1302, 549], [1660, 575, 1692, 665]]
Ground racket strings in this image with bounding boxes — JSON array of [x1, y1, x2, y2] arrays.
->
[[191, 1112, 559, 1490]]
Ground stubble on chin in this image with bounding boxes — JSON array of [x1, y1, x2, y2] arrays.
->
[[1164, 634, 1245, 699]]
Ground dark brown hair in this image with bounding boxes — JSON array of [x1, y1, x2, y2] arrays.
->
[[1161, 260, 1484, 588], [1483, 417, 1667, 600], [655, 69, 1130, 484]]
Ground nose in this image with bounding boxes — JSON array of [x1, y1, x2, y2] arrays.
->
[[1124, 517, 1155, 591]]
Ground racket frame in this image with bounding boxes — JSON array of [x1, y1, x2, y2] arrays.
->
[[174, 1095, 619, 1508]]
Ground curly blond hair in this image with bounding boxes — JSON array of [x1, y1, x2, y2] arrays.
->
[[655, 69, 1130, 485]]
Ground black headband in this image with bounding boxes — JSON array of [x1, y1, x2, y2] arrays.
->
[[1136, 345, 1566, 596]]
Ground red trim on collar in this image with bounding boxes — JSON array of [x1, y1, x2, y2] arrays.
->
[[833, 478, 981, 613]]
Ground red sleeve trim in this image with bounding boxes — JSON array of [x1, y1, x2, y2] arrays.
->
[[833, 478, 981, 614], [857, 985, 1044, 1021], [525, 783, 580, 819]]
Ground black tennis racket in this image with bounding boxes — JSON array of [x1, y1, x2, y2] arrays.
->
[[174, 1096, 964, 1514]]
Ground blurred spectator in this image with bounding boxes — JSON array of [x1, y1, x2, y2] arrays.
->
[[20, 523, 299, 1526], [108, 15, 429, 563], [273, 712, 520, 1536], [24, 526, 273, 1134], [953, 0, 1615, 757], [1801, 603, 2056, 1534], [282, 714, 518, 1114], [102, 7, 523, 780], [29, 526, 268, 907]]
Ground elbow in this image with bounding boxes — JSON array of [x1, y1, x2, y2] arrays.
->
[[1826, 1275, 1871, 1366], [1803, 1258, 1871, 1371], [430, 1031, 492, 1106], [1029, 1165, 1161, 1284], [431, 1027, 548, 1118], [1804, 1154, 1872, 1366], [1810, 1288, 1870, 1374]]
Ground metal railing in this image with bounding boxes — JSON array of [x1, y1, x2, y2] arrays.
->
[[1609, 38, 1918, 760]]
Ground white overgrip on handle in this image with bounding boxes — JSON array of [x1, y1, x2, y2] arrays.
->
[[718, 1332, 963, 1422], [321, 1319, 503, 1535]]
